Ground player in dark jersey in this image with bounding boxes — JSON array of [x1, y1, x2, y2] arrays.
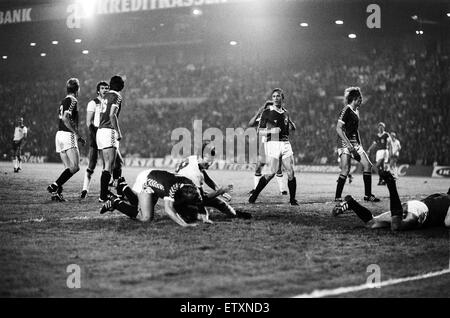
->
[[100, 170, 209, 227], [80, 81, 109, 199], [248, 101, 288, 196], [249, 88, 298, 205], [97, 75, 125, 202], [335, 87, 380, 203], [333, 171, 450, 231], [47, 78, 86, 201], [367, 122, 391, 185]]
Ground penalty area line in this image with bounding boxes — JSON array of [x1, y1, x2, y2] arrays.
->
[[292, 268, 450, 298]]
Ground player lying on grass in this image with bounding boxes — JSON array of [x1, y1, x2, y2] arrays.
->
[[99, 169, 211, 227], [175, 141, 252, 219], [333, 171, 450, 230]]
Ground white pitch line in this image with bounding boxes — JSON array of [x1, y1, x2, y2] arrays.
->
[[292, 268, 450, 298], [0, 214, 123, 225]]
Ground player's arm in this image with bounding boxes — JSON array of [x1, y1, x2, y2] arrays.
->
[[86, 101, 95, 128], [21, 127, 28, 146], [62, 110, 81, 136], [109, 104, 122, 141], [163, 199, 196, 227], [202, 184, 233, 200], [367, 140, 377, 154], [336, 121, 353, 150], [202, 170, 219, 191], [288, 116, 296, 131], [248, 105, 266, 127], [202, 171, 232, 200]]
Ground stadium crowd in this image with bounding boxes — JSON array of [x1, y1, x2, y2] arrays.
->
[[1, 44, 449, 165]]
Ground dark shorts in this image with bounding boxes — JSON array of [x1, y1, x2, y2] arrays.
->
[[12, 140, 22, 153], [89, 125, 98, 149]]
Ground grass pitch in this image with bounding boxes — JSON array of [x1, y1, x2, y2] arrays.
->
[[0, 162, 449, 297]]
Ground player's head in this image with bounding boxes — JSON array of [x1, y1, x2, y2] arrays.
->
[[16, 117, 23, 125], [109, 75, 125, 92], [271, 88, 284, 107], [391, 132, 396, 139], [344, 87, 362, 107], [174, 203, 201, 224], [378, 122, 385, 133], [96, 81, 109, 97], [200, 140, 216, 169], [174, 184, 203, 206], [66, 78, 80, 96]]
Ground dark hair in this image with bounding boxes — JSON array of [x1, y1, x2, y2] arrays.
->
[[96, 81, 109, 94], [66, 78, 80, 94], [202, 140, 216, 157], [174, 184, 202, 206], [173, 203, 200, 223], [344, 87, 362, 104], [109, 75, 125, 92]]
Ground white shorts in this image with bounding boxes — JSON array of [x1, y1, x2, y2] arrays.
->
[[132, 169, 153, 194], [55, 131, 78, 153], [96, 128, 120, 150], [376, 149, 389, 162], [266, 141, 293, 160], [337, 144, 366, 161]]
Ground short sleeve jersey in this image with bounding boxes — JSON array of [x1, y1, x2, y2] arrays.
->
[[259, 106, 290, 142], [337, 105, 360, 148], [58, 95, 78, 132], [375, 132, 390, 151], [132, 170, 194, 202], [99, 91, 122, 129]]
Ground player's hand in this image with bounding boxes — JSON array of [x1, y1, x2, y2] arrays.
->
[[350, 148, 361, 162], [117, 134, 122, 141], [77, 136, 86, 146]]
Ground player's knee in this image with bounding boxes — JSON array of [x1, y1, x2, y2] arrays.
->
[[70, 165, 80, 174]]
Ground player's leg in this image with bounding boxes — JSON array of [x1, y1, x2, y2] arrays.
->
[[359, 149, 380, 202], [112, 150, 124, 186], [48, 149, 76, 201], [204, 196, 236, 217], [332, 195, 382, 228], [100, 147, 117, 201], [12, 141, 19, 172], [249, 150, 277, 203], [335, 151, 351, 201], [281, 149, 298, 205], [276, 160, 287, 195], [81, 145, 98, 198], [16, 142, 23, 171], [378, 170, 403, 230]]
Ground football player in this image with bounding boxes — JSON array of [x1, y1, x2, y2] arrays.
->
[[47, 78, 86, 201], [249, 88, 298, 205], [333, 171, 450, 231], [335, 87, 380, 203], [12, 117, 27, 173], [175, 141, 252, 219], [100, 170, 209, 227], [248, 100, 288, 196], [367, 122, 391, 185], [97, 75, 125, 202], [389, 132, 401, 178], [80, 81, 108, 199]]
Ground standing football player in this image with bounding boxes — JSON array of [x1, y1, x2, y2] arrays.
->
[[389, 132, 401, 178], [248, 88, 298, 205], [97, 75, 125, 202], [335, 87, 380, 203], [367, 122, 391, 185], [80, 81, 109, 199], [12, 117, 27, 173], [47, 78, 86, 201], [248, 100, 288, 196]]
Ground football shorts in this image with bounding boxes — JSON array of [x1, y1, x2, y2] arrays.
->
[[132, 169, 153, 194], [12, 140, 22, 153], [55, 131, 78, 153], [337, 144, 366, 161], [266, 141, 294, 160], [96, 128, 120, 150], [376, 149, 389, 162], [406, 200, 429, 225]]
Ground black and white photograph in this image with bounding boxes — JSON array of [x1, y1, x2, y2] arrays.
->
[[0, 0, 449, 302]]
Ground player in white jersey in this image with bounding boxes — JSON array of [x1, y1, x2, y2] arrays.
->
[[248, 100, 288, 196], [80, 81, 109, 199], [12, 117, 27, 173], [389, 132, 401, 178], [175, 142, 252, 219]]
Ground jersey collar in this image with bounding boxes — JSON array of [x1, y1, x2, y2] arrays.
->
[[269, 105, 285, 114]]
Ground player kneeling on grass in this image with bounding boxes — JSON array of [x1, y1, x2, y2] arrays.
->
[[100, 170, 211, 227], [175, 141, 252, 220], [332, 171, 450, 231]]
